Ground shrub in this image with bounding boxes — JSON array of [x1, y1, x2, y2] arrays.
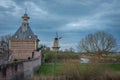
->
[[103, 71, 120, 80], [44, 50, 56, 62], [61, 60, 116, 80], [44, 50, 79, 62], [13, 59, 18, 62]]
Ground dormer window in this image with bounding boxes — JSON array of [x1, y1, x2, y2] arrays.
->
[[15, 35, 18, 38], [29, 36, 31, 38]]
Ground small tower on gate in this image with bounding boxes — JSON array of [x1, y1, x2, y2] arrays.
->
[[52, 32, 62, 52], [9, 9, 39, 60]]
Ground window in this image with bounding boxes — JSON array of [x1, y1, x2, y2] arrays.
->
[[29, 36, 31, 38], [15, 35, 18, 38]]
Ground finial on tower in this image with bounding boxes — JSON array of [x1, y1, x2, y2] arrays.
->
[[25, 8, 27, 14], [24, 8, 28, 16]]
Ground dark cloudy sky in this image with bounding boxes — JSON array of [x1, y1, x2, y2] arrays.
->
[[0, 0, 120, 51]]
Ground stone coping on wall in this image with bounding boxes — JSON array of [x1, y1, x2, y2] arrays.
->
[[0, 57, 41, 66]]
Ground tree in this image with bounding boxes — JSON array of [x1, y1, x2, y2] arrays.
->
[[0, 34, 11, 43], [64, 47, 75, 53], [77, 31, 117, 56], [0, 34, 12, 61]]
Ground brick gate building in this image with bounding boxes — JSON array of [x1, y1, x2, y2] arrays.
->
[[9, 12, 39, 60]]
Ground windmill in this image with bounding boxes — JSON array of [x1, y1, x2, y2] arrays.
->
[[52, 32, 62, 51]]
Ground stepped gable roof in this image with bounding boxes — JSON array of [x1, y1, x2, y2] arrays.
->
[[11, 13, 38, 40]]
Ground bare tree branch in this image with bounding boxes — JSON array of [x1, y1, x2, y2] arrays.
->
[[77, 31, 117, 55]]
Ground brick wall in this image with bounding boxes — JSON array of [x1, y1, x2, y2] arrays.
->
[[0, 57, 41, 80], [0, 61, 24, 80], [9, 39, 38, 60], [23, 57, 41, 79]]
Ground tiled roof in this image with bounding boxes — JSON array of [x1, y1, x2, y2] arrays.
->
[[12, 25, 38, 39], [11, 13, 38, 40]]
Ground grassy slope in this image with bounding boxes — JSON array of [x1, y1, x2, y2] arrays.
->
[[36, 63, 120, 75], [108, 63, 120, 71], [36, 63, 62, 75]]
